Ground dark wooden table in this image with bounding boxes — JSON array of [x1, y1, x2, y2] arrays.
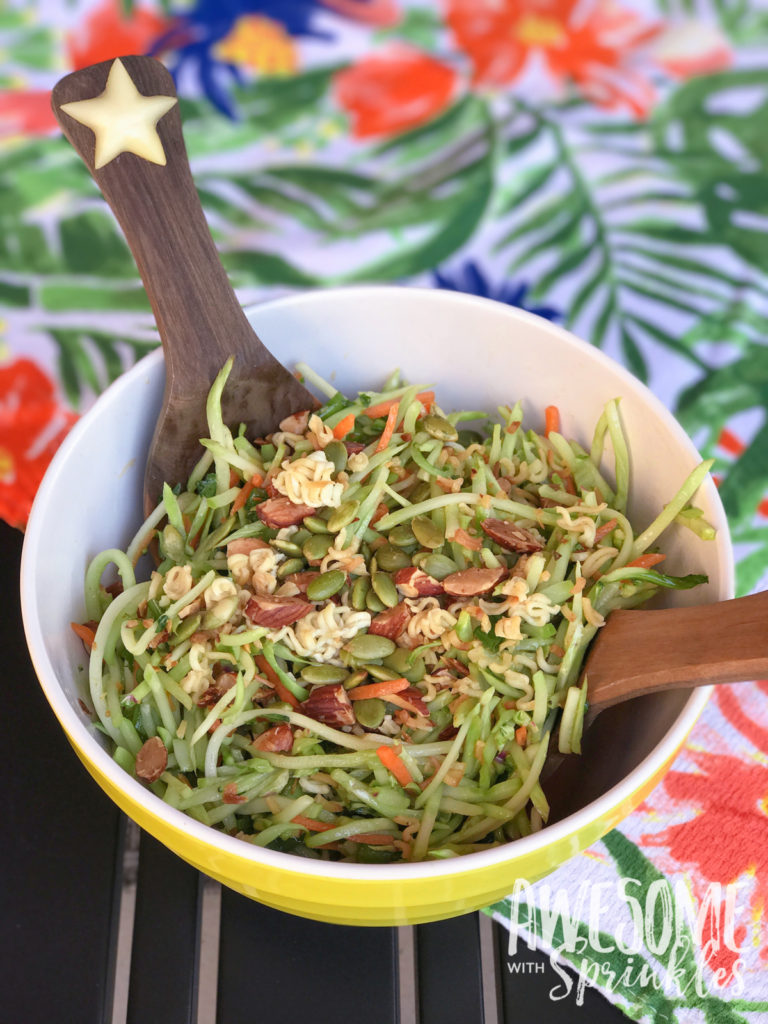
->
[[2, 519, 625, 1023]]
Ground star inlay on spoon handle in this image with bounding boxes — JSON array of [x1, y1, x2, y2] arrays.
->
[[51, 56, 315, 510]]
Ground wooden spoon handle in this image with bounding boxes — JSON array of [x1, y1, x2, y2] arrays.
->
[[583, 590, 768, 709], [50, 56, 263, 389]]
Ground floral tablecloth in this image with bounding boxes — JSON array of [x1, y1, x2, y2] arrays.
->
[[2, 2, 767, 1019]]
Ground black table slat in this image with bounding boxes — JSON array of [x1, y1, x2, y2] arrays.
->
[[2, 521, 124, 1024], [127, 831, 202, 1024], [495, 922, 628, 1021], [217, 889, 399, 1024], [416, 913, 485, 1024]]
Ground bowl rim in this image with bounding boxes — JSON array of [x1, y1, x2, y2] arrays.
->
[[21, 284, 734, 882]]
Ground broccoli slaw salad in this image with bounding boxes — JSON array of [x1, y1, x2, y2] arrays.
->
[[74, 360, 714, 863]]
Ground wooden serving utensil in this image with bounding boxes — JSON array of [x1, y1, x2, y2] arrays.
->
[[581, 589, 768, 715], [51, 56, 316, 513], [542, 589, 767, 813]]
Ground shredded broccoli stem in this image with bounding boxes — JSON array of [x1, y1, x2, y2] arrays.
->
[[85, 549, 137, 619], [631, 459, 714, 558], [81, 367, 712, 863]]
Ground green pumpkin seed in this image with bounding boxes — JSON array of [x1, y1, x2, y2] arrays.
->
[[276, 557, 305, 579], [343, 634, 396, 661], [160, 524, 186, 563], [411, 515, 444, 549], [458, 429, 484, 447], [423, 414, 458, 442], [173, 612, 201, 642], [292, 528, 311, 546], [304, 516, 331, 534], [351, 576, 370, 611], [303, 534, 334, 562], [324, 439, 348, 473], [272, 538, 303, 557], [366, 664, 401, 682], [366, 590, 386, 613], [371, 571, 398, 608], [354, 698, 386, 729], [300, 664, 349, 685], [383, 647, 425, 682], [409, 481, 432, 505], [389, 524, 417, 548], [376, 544, 412, 571], [339, 648, 363, 669], [327, 499, 360, 533], [421, 552, 459, 580], [306, 569, 346, 602], [343, 669, 369, 690]]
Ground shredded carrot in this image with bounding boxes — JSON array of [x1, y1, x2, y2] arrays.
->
[[515, 726, 527, 746], [349, 678, 409, 701], [449, 527, 482, 551], [182, 513, 203, 549], [626, 553, 666, 569], [291, 815, 335, 832], [545, 405, 560, 436], [364, 391, 434, 420], [229, 468, 240, 488], [332, 413, 356, 440], [560, 472, 576, 495], [131, 530, 154, 567], [346, 833, 397, 846], [376, 744, 414, 788], [254, 654, 300, 709], [232, 472, 264, 514], [375, 402, 399, 454], [594, 518, 618, 543], [70, 621, 96, 650]]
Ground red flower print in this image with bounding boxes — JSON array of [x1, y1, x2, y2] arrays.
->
[[67, 0, 169, 70], [0, 359, 78, 529], [641, 750, 768, 969], [323, 0, 400, 26], [716, 681, 768, 757], [0, 91, 57, 138], [334, 47, 459, 139], [443, 0, 660, 116]]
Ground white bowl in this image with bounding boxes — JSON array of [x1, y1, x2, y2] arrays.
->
[[20, 286, 733, 925]]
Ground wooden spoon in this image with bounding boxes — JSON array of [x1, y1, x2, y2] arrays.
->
[[51, 56, 316, 513], [542, 589, 767, 814], [581, 588, 768, 715]]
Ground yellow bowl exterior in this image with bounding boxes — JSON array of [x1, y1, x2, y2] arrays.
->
[[64, 704, 704, 926]]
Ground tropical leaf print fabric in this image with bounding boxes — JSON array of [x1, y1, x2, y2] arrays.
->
[[1, 2, 767, 1018]]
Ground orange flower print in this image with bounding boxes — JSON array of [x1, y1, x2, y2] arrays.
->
[[444, 0, 660, 114], [444, 0, 729, 117], [334, 46, 459, 139], [652, 21, 731, 78], [0, 359, 78, 529], [67, 0, 169, 70], [641, 751, 768, 972]]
